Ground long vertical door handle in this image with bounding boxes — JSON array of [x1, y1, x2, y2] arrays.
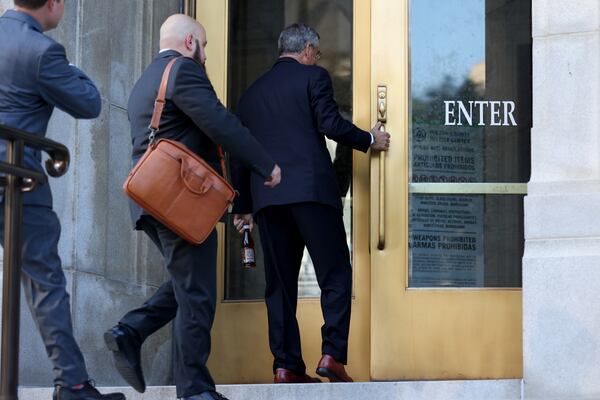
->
[[377, 85, 387, 250]]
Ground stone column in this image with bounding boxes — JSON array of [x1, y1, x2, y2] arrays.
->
[[0, 0, 179, 386], [0, 1, 9, 15], [524, 1, 600, 399]]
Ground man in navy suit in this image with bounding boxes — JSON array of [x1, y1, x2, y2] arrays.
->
[[103, 14, 280, 400], [231, 23, 390, 383], [0, 1, 124, 399]]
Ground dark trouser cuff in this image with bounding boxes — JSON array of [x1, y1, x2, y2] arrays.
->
[[273, 361, 307, 375], [322, 346, 348, 365]]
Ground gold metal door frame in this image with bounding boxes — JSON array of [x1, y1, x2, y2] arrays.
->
[[197, 0, 373, 383], [196, 0, 522, 383], [369, 0, 523, 380]]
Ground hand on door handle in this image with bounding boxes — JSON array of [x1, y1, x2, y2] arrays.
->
[[370, 122, 391, 151]]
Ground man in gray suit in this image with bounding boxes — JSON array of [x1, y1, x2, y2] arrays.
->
[[0, 1, 124, 399]]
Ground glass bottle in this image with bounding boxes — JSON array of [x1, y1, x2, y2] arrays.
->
[[241, 224, 256, 269]]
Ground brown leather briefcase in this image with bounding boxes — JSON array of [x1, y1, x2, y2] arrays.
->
[[123, 57, 236, 244]]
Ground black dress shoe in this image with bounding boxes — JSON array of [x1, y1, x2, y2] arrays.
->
[[181, 391, 229, 400], [104, 323, 145, 393], [53, 381, 125, 400]]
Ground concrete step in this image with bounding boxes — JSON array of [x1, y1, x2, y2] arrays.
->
[[19, 380, 522, 400]]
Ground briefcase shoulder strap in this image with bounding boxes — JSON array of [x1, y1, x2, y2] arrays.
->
[[149, 57, 179, 136], [147, 56, 228, 180]]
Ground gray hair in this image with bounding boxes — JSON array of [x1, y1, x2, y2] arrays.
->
[[278, 23, 320, 55]]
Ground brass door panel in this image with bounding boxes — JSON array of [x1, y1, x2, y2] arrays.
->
[[196, 0, 523, 382], [369, 0, 523, 379], [197, 0, 372, 383]]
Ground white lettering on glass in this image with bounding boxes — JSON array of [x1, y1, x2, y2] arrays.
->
[[457, 101, 473, 126], [503, 101, 517, 126], [489, 101, 501, 126], [444, 101, 456, 126], [443, 100, 518, 126], [474, 101, 487, 126]]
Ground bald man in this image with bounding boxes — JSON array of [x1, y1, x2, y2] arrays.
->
[[104, 15, 280, 400]]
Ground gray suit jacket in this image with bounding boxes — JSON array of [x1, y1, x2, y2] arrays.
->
[[127, 51, 275, 227], [0, 10, 101, 207]]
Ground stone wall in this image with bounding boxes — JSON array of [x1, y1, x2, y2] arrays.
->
[[0, 0, 179, 386], [524, 1, 600, 399], [2, 0, 597, 395]]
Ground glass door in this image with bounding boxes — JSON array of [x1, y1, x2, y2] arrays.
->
[[198, 0, 372, 383], [369, 0, 527, 379], [197, 0, 528, 382]]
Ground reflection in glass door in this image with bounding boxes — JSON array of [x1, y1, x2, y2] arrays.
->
[[408, 0, 531, 287], [224, 0, 354, 300], [200, 0, 372, 383]]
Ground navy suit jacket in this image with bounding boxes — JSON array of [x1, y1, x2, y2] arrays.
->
[[231, 57, 371, 214], [127, 51, 275, 227], [0, 10, 101, 207]]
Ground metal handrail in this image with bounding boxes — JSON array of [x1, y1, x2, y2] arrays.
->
[[0, 123, 70, 400], [0, 123, 69, 177]]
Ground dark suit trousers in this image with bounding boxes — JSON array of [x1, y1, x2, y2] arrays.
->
[[256, 202, 352, 375], [0, 205, 89, 386], [119, 216, 217, 398]]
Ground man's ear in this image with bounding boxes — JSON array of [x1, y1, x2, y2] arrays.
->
[[299, 44, 309, 62], [184, 33, 194, 50], [304, 44, 311, 57]]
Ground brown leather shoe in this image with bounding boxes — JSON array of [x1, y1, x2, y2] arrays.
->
[[274, 368, 322, 383], [316, 354, 354, 382]]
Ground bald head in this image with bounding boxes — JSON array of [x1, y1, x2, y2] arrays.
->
[[160, 14, 207, 64]]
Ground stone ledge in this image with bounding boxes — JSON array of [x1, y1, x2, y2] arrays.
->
[[524, 192, 600, 240], [527, 180, 600, 196], [524, 238, 600, 258], [19, 380, 522, 400], [533, 0, 599, 38]]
